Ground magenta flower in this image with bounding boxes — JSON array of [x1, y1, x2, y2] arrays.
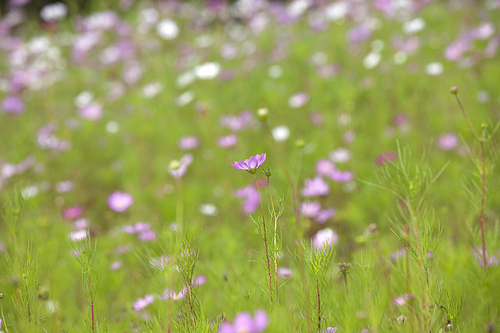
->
[[178, 135, 199, 150], [218, 309, 269, 333], [301, 201, 322, 218], [133, 294, 155, 311], [149, 255, 170, 270], [61, 205, 83, 220], [375, 152, 397, 166], [231, 154, 266, 174], [323, 327, 337, 333], [107, 191, 133, 213]]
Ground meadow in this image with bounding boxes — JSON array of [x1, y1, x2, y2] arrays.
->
[[1, 0, 500, 332]]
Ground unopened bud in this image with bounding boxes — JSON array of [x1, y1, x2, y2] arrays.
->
[[262, 169, 272, 178], [481, 123, 487, 129], [450, 86, 458, 94], [0, 292, 4, 299], [295, 139, 306, 148], [338, 262, 351, 275], [256, 108, 269, 120], [169, 160, 180, 171]]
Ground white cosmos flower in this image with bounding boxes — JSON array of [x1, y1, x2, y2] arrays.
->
[[363, 52, 381, 69], [157, 19, 179, 40], [403, 18, 425, 34], [194, 62, 220, 80], [272, 125, 290, 142], [425, 62, 443, 76], [40, 2, 68, 21]]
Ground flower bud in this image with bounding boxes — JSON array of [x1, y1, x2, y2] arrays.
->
[[256, 108, 269, 120], [169, 160, 180, 171], [295, 139, 306, 148], [450, 86, 458, 94]]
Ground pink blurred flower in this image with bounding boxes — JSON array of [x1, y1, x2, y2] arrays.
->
[[158, 288, 186, 301], [233, 184, 260, 214], [218, 310, 269, 333], [312, 228, 339, 249], [169, 154, 193, 179], [61, 205, 83, 220], [277, 267, 293, 279], [133, 295, 155, 311], [437, 133, 458, 151], [219, 111, 254, 132], [178, 135, 199, 150], [111, 260, 122, 270], [301, 175, 330, 197], [375, 152, 397, 166], [2, 95, 25, 114], [288, 92, 309, 108], [77, 102, 103, 121], [217, 134, 238, 148], [107, 191, 133, 213]]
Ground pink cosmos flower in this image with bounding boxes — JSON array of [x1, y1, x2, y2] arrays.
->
[[277, 267, 293, 279], [2, 95, 25, 114], [233, 184, 260, 214], [312, 228, 339, 249], [288, 92, 309, 108], [158, 288, 186, 301], [323, 328, 337, 333], [217, 134, 238, 148], [437, 133, 458, 151], [178, 135, 199, 150], [61, 205, 83, 220], [301, 175, 330, 197], [375, 152, 397, 166], [393, 293, 413, 306], [133, 294, 155, 311], [231, 154, 266, 174], [219, 111, 254, 132], [218, 310, 269, 333], [169, 154, 193, 179], [107, 191, 133, 213], [472, 247, 500, 268], [77, 102, 103, 121], [300, 201, 322, 219]]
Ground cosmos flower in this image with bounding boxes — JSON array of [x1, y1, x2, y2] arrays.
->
[[61, 205, 83, 220], [219, 111, 254, 132], [107, 191, 133, 213], [218, 310, 269, 333], [437, 133, 458, 151], [2, 95, 25, 114], [217, 134, 238, 148], [231, 154, 266, 174], [301, 176, 330, 197], [168, 154, 193, 179], [312, 228, 339, 249], [133, 295, 155, 311], [233, 184, 260, 214], [178, 135, 199, 150], [393, 293, 413, 306], [472, 247, 500, 268], [277, 267, 293, 279], [158, 288, 186, 301], [288, 92, 309, 108]]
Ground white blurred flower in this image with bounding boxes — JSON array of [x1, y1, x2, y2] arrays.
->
[[106, 121, 119, 134], [69, 229, 88, 242], [74, 91, 94, 107], [176, 91, 194, 106], [426, 62, 443, 76], [329, 147, 351, 163], [268, 65, 283, 78], [142, 82, 163, 98], [363, 52, 381, 69], [272, 125, 290, 142], [157, 19, 179, 40], [194, 62, 220, 80], [403, 18, 425, 34], [199, 203, 218, 216], [176, 71, 195, 88], [325, 1, 348, 21], [40, 2, 68, 21], [21, 185, 39, 199]]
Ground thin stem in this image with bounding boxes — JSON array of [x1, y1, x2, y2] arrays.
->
[[254, 175, 274, 304], [176, 177, 184, 228], [88, 270, 95, 333], [267, 180, 280, 303], [454, 94, 479, 138], [1, 298, 10, 333], [479, 139, 488, 277], [316, 278, 321, 332], [343, 275, 348, 296]]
